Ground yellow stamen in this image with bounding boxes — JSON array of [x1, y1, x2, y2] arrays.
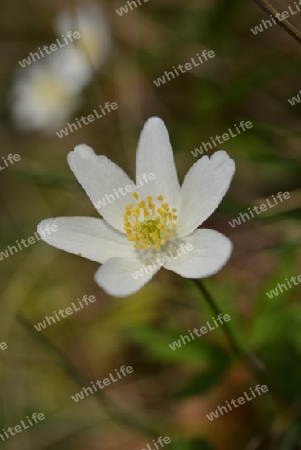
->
[[123, 193, 177, 251]]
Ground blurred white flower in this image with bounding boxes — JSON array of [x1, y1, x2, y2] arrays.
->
[[11, 1, 111, 133], [49, 45, 92, 89], [55, 2, 111, 72], [11, 47, 88, 132], [37, 118, 235, 297]]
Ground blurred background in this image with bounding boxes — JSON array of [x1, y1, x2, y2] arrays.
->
[[0, 0, 301, 448]]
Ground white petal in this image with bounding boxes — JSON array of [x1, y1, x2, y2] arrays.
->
[[37, 217, 135, 263], [68, 144, 135, 232], [135, 117, 180, 208], [177, 151, 235, 237], [95, 257, 159, 297], [49, 46, 92, 89], [11, 65, 81, 132], [164, 229, 232, 278], [54, 3, 111, 71]]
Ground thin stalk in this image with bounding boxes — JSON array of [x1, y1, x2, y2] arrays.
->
[[253, 0, 301, 45], [193, 280, 268, 381]]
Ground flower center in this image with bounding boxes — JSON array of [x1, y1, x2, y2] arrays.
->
[[123, 193, 177, 251]]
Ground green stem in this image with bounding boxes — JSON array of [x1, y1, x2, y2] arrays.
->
[[193, 280, 268, 381], [16, 313, 157, 438]]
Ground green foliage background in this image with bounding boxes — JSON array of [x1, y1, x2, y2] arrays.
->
[[0, 0, 301, 448]]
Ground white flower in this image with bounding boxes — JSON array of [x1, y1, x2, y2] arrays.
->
[[11, 47, 88, 132], [48, 45, 92, 90], [37, 118, 235, 297], [55, 2, 111, 72], [11, 1, 111, 133]]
